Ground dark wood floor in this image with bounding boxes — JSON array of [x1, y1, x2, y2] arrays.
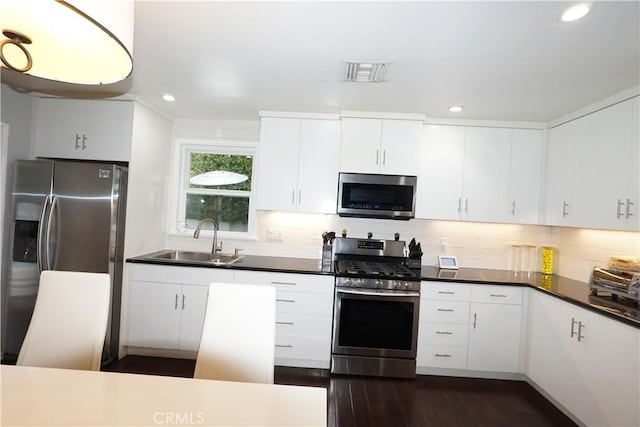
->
[[103, 356, 576, 427]]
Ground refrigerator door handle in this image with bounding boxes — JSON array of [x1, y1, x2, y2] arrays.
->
[[44, 195, 59, 269], [37, 195, 51, 272]]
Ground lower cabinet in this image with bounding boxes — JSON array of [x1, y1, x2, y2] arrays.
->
[[125, 264, 234, 352], [417, 281, 523, 374], [527, 291, 640, 427], [235, 270, 334, 369]]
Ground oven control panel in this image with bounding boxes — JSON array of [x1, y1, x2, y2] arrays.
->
[[336, 276, 420, 292]]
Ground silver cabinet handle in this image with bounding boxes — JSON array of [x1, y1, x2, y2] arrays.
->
[[174, 294, 179, 310], [436, 331, 453, 335], [626, 198, 635, 218], [577, 321, 585, 342], [382, 150, 386, 165], [458, 198, 462, 213], [511, 201, 516, 216], [434, 353, 451, 358], [298, 189, 302, 205], [570, 317, 578, 338], [437, 308, 454, 312], [438, 291, 455, 295], [617, 199, 625, 219], [181, 294, 185, 310], [562, 201, 569, 217], [82, 134, 87, 150], [276, 321, 294, 325], [276, 298, 296, 303], [291, 189, 295, 204], [472, 312, 477, 329], [75, 134, 81, 150], [272, 281, 296, 286], [465, 198, 469, 213], [490, 294, 508, 298], [275, 344, 293, 348], [376, 149, 379, 165]]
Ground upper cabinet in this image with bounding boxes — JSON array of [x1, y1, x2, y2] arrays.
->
[[417, 125, 541, 224], [545, 97, 639, 231], [257, 117, 341, 214], [339, 118, 422, 175], [33, 98, 134, 162]]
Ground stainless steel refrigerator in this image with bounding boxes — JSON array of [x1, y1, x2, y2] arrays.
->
[[1, 159, 127, 364]]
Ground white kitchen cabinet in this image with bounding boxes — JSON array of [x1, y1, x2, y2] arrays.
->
[[339, 118, 422, 175], [416, 125, 466, 220], [417, 125, 533, 224], [545, 96, 639, 230], [418, 282, 523, 375], [467, 286, 523, 372], [33, 98, 134, 162], [234, 270, 334, 369], [257, 117, 340, 214], [462, 127, 512, 223], [508, 129, 543, 224], [527, 291, 639, 426], [125, 264, 234, 352]]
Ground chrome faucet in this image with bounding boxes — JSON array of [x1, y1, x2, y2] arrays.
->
[[193, 218, 222, 257]]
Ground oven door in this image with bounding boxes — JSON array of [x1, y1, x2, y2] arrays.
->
[[332, 287, 420, 359]]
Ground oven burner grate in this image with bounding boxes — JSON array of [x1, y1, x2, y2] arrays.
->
[[337, 260, 418, 279]]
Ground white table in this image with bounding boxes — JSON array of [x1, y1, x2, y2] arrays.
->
[[0, 365, 327, 426]]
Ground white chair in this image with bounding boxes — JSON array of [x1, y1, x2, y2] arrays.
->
[[17, 270, 110, 371], [194, 282, 276, 384]]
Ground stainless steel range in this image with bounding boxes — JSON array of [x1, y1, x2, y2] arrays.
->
[[331, 237, 421, 379]]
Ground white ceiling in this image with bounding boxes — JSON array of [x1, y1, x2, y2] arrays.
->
[[130, 1, 640, 122]]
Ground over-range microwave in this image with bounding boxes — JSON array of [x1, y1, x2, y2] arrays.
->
[[337, 172, 417, 220]]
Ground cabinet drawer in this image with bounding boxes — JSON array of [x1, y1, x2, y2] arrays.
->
[[235, 270, 333, 294], [419, 322, 469, 346], [274, 334, 331, 362], [421, 282, 471, 301], [275, 313, 332, 338], [417, 345, 468, 369], [127, 263, 234, 285], [421, 300, 470, 324], [276, 290, 333, 316], [470, 285, 523, 305]]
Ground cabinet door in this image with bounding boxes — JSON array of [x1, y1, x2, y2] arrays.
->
[[127, 281, 181, 349], [509, 130, 542, 224], [570, 99, 635, 230], [416, 125, 465, 220], [462, 127, 512, 223], [297, 120, 341, 213], [178, 285, 210, 351], [339, 118, 382, 173], [467, 302, 521, 372], [626, 97, 639, 230], [256, 118, 300, 211], [380, 120, 422, 175], [33, 98, 133, 161], [545, 122, 575, 226]]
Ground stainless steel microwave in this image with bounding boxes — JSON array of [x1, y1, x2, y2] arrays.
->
[[337, 172, 417, 220]]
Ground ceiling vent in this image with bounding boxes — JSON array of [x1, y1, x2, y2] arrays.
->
[[344, 61, 390, 82]]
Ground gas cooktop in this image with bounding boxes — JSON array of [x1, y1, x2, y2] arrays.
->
[[335, 260, 419, 279]]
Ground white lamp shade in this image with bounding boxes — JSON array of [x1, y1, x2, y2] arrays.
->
[[0, 0, 134, 85]]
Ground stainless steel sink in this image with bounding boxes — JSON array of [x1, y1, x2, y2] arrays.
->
[[146, 250, 243, 265]]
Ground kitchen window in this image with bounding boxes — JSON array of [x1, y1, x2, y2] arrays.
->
[[177, 141, 256, 237]]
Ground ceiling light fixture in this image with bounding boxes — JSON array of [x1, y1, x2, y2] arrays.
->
[[449, 105, 464, 113], [162, 94, 176, 102], [0, 0, 133, 92], [344, 60, 390, 82], [560, 3, 591, 22]]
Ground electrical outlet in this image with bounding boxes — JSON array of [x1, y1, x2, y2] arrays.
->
[[267, 229, 282, 240], [440, 237, 448, 253]]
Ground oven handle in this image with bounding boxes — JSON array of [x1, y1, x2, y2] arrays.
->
[[336, 288, 420, 298]]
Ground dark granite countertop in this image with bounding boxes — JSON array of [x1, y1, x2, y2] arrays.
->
[[127, 253, 639, 328]]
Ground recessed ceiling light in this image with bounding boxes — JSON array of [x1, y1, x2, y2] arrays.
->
[[162, 94, 176, 102], [449, 105, 463, 113], [561, 3, 591, 22], [344, 60, 390, 82]]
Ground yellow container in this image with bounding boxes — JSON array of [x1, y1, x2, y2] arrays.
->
[[541, 246, 554, 275]]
